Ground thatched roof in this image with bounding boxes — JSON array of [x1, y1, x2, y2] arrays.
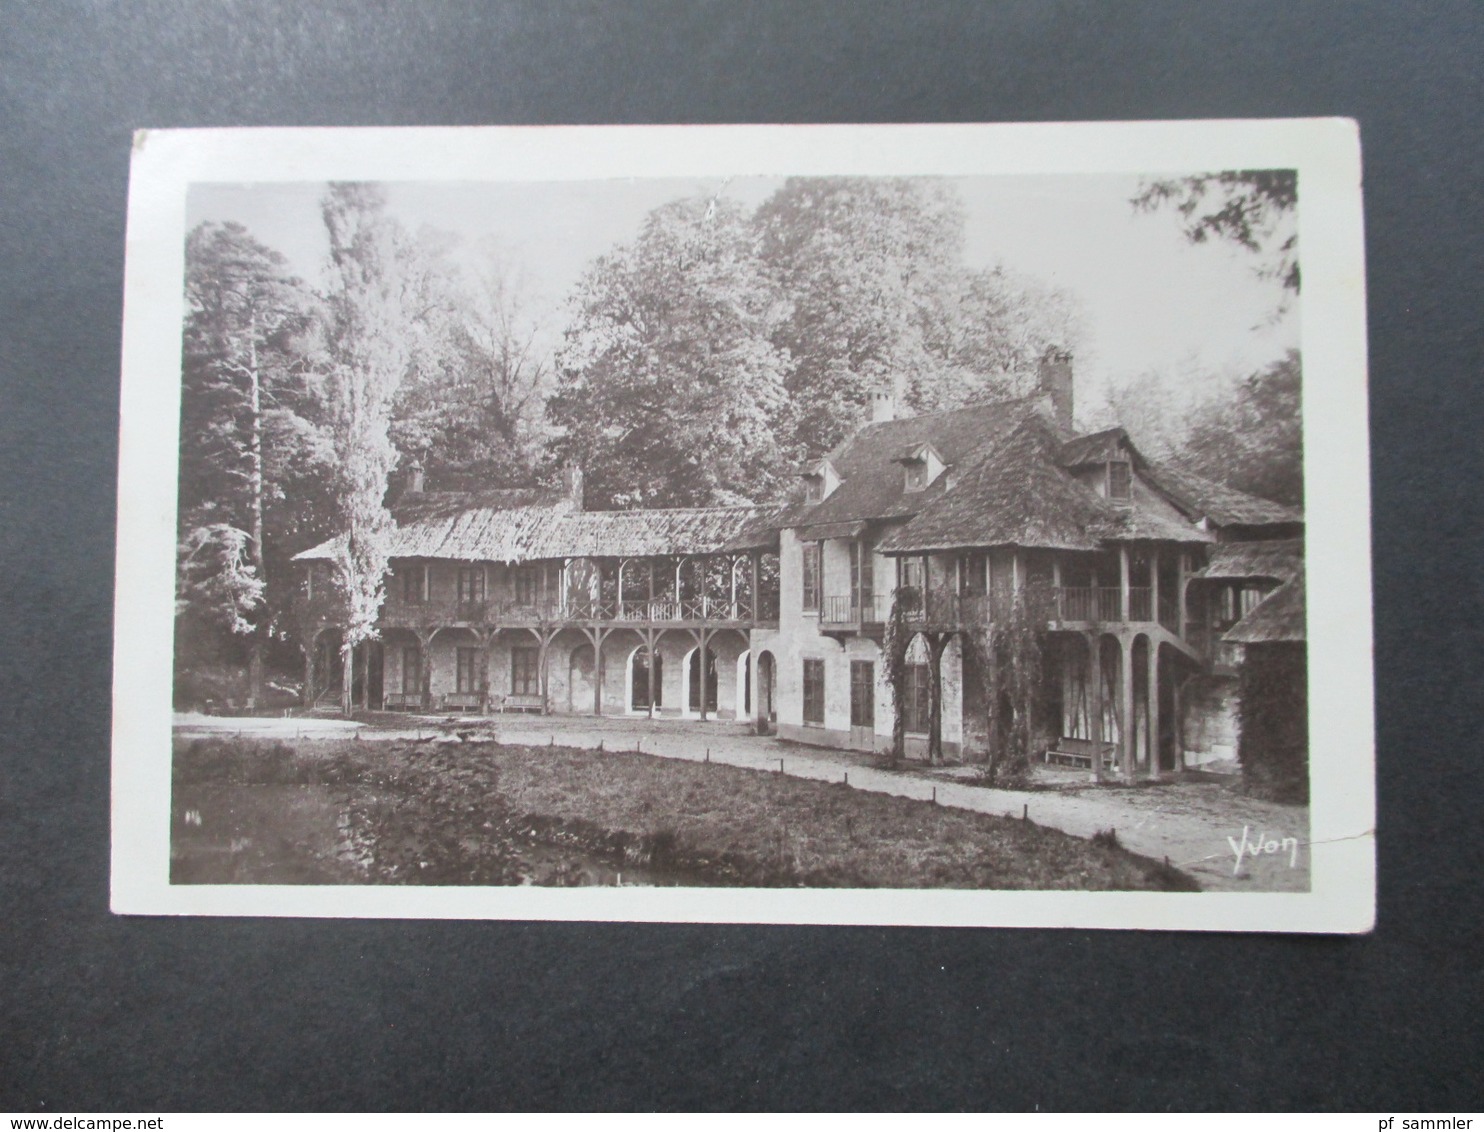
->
[[294, 503, 769, 565], [1197, 538, 1304, 583], [1145, 462, 1302, 528], [1225, 567, 1306, 643]]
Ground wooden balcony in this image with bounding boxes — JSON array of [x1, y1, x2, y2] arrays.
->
[[375, 592, 778, 632]]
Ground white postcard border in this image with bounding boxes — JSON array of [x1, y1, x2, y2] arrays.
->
[[112, 120, 1374, 931]]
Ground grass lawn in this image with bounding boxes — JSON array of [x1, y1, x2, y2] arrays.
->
[[172, 736, 1197, 890]]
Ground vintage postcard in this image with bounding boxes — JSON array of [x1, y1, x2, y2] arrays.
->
[[112, 121, 1373, 930]]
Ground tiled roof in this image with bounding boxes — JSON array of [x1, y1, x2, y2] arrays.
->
[[772, 399, 1037, 531], [878, 418, 1110, 553], [1196, 538, 1304, 583], [1144, 462, 1302, 528], [1225, 567, 1306, 643], [1058, 428, 1133, 468]]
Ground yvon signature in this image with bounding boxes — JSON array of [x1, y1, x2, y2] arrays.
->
[[1227, 825, 1301, 874]]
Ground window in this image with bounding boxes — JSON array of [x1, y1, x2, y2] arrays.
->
[[904, 461, 927, 491], [401, 646, 422, 695], [400, 564, 424, 602], [804, 476, 823, 503], [903, 663, 931, 733], [801, 541, 821, 612], [457, 566, 485, 604], [456, 647, 480, 694], [511, 646, 539, 696], [958, 551, 987, 595], [513, 566, 539, 606], [850, 661, 874, 729], [1108, 461, 1133, 501], [802, 658, 825, 724], [899, 555, 925, 610], [850, 540, 874, 611]]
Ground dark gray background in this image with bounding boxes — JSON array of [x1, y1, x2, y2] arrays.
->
[[2, 0, 1479, 1111]]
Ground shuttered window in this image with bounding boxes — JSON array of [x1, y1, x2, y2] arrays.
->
[[801, 541, 821, 612], [511, 647, 539, 696], [802, 658, 825, 724], [850, 661, 874, 729], [903, 663, 931, 733], [456, 647, 480, 694]]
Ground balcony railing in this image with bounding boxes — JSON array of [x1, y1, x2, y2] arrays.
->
[[377, 592, 777, 628], [820, 593, 894, 625]]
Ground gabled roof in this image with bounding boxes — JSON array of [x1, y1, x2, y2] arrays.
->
[[294, 503, 769, 564], [1196, 538, 1304, 583], [1058, 427, 1136, 469], [773, 399, 1037, 530], [878, 417, 1111, 553], [1225, 567, 1306, 644], [1144, 461, 1302, 528], [876, 415, 1217, 555]]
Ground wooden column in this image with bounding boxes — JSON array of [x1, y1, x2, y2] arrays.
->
[[1119, 544, 1131, 623], [591, 627, 608, 717], [1051, 557, 1062, 620], [537, 630, 552, 716], [419, 630, 434, 711], [1120, 635, 1136, 781], [1148, 641, 1161, 779], [750, 552, 761, 622], [478, 628, 494, 714], [1150, 547, 1161, 627], [698, 627, 712, 721], [1088, 633, 1103, 783], [1176, 551, 1189, 640]]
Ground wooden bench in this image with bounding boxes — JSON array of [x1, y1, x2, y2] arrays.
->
[[1044, 736, 1116, 770], [383, 693, 425, 711], [499, 694, 544, 714], [440, 692, 485, 714]]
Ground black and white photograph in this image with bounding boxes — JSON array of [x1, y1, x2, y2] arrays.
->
[[112, 122, 1372, 929]]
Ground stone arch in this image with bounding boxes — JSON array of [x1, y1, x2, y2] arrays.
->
[[756, 649, 777, 730], [626, 642, 664, 714], [736, 649, 751, 719], [567, 642, 594, 714], [681, 645, 719, 716]]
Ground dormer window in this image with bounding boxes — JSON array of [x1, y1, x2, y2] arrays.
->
[[1108, 460, 1132, 501], [895, 443, 945, 493], [801, 459, 841, 503]]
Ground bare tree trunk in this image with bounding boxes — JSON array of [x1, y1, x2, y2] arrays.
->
[[927, 633, 950, 766]]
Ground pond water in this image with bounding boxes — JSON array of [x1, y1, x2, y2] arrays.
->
[[171, 782, 702, 886]]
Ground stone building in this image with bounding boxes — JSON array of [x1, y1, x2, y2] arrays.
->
[[293, 351, 1306, 782]]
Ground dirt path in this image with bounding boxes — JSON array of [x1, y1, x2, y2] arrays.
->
[[175, 712, 1310, 892]]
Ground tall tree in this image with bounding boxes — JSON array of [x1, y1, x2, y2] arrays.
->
[[178, 221, 321, 707], [754, 177, 967, 456], [1178, 349, 1303, 507], [391, 236, 552, 487], [1132, 169, 1299, 296], [316, 184, 421, 713], [549, 196, 791, 508]]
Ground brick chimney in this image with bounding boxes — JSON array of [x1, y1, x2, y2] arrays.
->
[[1038, 348, 1074, 431], [870, 389, 896, 423], [405, 458, 425, 494], [561, 463, 585, 510]]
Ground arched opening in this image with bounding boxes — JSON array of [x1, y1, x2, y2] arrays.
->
[[736, 650, 751, 718], [1099, 633, 1123, 751], [1157, 643, 1179, 772], [1132, 634, 1152, 772], [756, 650, 776, 732], [683, 646, 718, 715], [568, 643, 594, 714], [628, 645, 663, 713]]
